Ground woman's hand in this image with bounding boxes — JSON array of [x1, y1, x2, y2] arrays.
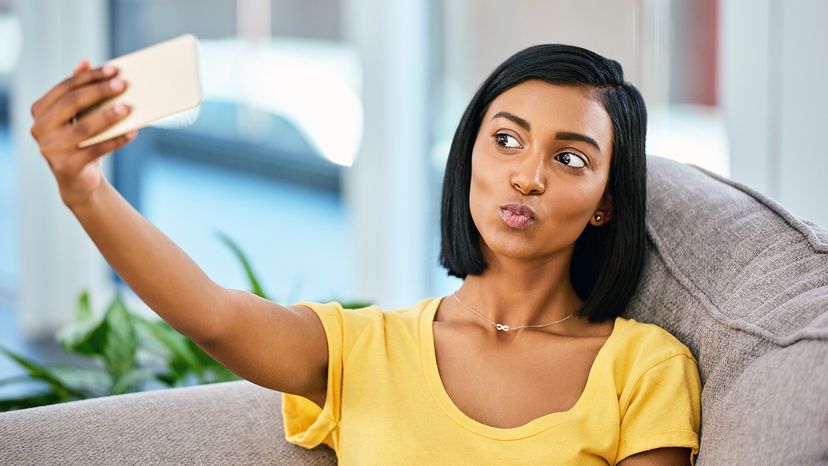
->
[[29, 59, 138, 208]]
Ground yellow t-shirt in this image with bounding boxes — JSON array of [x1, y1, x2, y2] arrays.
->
[[282, 296, 701, 465]]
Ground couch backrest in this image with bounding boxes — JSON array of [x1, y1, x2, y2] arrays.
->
[[626, 156, 828, 465]]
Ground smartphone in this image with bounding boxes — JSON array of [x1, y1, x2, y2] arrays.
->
[[77, 33, 204, 148]]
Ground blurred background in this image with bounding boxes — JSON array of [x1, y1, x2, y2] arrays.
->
[[0, 0, 826, 400]]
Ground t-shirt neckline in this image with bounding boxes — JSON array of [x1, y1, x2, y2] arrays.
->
[[419, 295, 623, 440]]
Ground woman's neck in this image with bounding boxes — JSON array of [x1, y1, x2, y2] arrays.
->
[[452, 254, 586, 334]]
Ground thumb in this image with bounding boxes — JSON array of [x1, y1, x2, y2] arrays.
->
[[73, 59, 90, 75]]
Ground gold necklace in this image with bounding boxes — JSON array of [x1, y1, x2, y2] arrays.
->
[[451, 292, 575, 332]]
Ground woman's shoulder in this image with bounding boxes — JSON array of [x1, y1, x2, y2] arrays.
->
[[614, 316, 697, 363], [608, 317, 700, 399], [293, 296, 433, 327]]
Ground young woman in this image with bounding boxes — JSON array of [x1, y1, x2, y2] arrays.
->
[[29, 44, 700, 465]]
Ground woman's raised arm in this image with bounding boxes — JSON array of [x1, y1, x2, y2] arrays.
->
[[28, 61, 329, 403]]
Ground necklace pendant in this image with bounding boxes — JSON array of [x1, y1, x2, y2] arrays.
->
[[495, 323, 510, 332]]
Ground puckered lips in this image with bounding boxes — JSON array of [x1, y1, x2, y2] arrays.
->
[[499, 203, 536, 229]]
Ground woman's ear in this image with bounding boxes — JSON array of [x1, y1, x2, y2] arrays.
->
[[592, 191, 613, 225]]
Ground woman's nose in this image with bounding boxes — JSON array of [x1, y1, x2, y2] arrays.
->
[[511, 154, 546, 194]]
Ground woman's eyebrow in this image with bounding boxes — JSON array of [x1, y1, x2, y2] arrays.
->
[[556, 131, 601, 151], [491, 111, 601, 152], [492, 111, 530, 130]]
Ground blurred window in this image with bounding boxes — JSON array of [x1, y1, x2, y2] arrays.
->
[[0, 8, 22, 304], [109, 0, 362, 302]]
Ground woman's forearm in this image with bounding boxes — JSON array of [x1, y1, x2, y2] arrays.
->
[[67, 179, 228, 342]]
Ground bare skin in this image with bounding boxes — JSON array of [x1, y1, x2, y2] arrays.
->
[[433, 306, 614, 428], [434, 79, 616, 428]]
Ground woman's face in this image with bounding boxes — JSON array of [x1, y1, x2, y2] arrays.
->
[[469, 79, 614, 262]]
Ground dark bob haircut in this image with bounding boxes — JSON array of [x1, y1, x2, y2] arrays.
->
[[438, 43, 647, 324]]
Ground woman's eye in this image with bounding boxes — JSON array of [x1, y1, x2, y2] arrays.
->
[[557, 152, 586, 168], [494, 133, 521, 149]]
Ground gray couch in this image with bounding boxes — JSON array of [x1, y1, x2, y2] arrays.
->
[[1, 156, 826, 465]]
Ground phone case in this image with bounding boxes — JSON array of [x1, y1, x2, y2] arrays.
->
[[77, 33, 204, 148]]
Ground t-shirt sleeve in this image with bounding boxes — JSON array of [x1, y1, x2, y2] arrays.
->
[[281, 301, 347, 452], [615, 352, 702, 466]]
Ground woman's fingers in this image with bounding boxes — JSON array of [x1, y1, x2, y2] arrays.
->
[[30, 64, 119, 122], [35, 74, 128, 138], [61, 130, 138, 177], [27, 59, 138, 208], [51, 75, 128, 128], [40, 99, 133, 155]]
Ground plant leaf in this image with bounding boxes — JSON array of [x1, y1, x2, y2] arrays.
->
[[47, 364, 111, 397], [76, 290, 93, 322], [340, 301, 374, 310], [214, 230, 270, 300], [110, 367, 157, 395], [55, 297, 109, 357], [0, 364, 107, 400], [203, 365, 243, 384], [0, 374, 36, 388], [0, 346, 84, 400], [0, 388, 65, 412], [101, 294, 138, 383], [135, 317, 203, 381], [154, 372, 178, 386]]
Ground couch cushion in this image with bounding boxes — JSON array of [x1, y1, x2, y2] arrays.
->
[[0, 380, 336, 465], [626, 156, 828, 465]]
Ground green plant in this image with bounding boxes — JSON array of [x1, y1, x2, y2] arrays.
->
[[0, 231, 371, 412]]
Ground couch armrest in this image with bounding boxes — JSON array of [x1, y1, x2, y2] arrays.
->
[[0, 380, 336, 465]]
